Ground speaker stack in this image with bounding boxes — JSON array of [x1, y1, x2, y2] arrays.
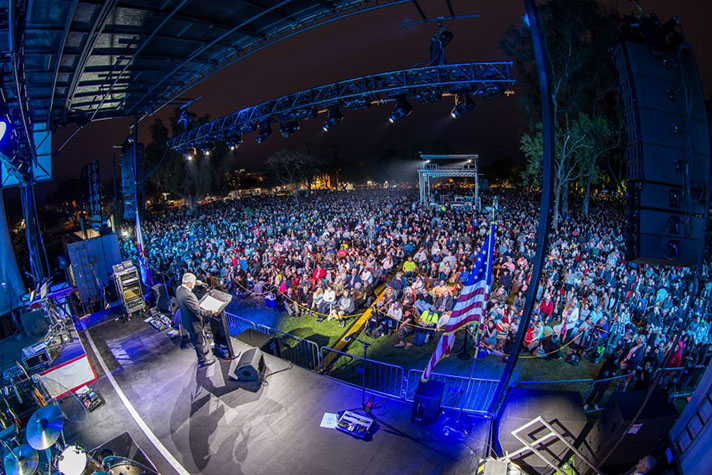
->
[[579, 390, 677, 474], [613, 16, 710, 266]]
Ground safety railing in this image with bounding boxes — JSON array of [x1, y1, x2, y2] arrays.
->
[[257, 324, 321, 371], [404, 369, 498, 415], [513, 378, 595, 396], [225, 311, 259, 337], [223, 313, 698, 417], [582, 373, 634, 412], [320, 346, 404, 399]]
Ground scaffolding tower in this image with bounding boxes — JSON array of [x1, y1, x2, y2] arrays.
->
[[418, 154, 480, 209]]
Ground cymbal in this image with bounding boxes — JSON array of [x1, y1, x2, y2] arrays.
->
[[26, 405, 63, 450], [2, 444, 39, 475]]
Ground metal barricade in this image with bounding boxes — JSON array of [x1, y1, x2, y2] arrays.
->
[[320, 347, 404, 399], [257, 324, 321, 371], [405, 369, 498, 415], [224, 311, 258, 337], [514, 378, 594, 396], [582, 373, 634, 412]]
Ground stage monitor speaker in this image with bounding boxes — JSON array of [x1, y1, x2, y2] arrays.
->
[[233, 348, 266, 382], [613, 19, 710, 267], [20, 309, 47, 337], [411, 380, 444, 425], [236, 328, 279, 357], [496, 388, 586, 472], [579, 390, 677, 474]]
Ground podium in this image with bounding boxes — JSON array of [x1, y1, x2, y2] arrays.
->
[[199, 289, 236, 359]]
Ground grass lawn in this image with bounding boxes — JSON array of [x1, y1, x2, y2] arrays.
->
[[229, 296, 602, 384]]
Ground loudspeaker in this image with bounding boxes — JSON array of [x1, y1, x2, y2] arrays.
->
[[20, 309, 48, 336], [579, 390, 677, 474], [613, 18, 710, 267], [233, 348, 266, 382], [121, 143, 144, 220], [411, 380, 444, 425], [236, 328, 279, 357]]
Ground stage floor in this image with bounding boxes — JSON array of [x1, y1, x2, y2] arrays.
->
[[66, 315, 489, 474]]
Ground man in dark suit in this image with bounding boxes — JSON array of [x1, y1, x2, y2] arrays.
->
[[176, 272, 215, 367]]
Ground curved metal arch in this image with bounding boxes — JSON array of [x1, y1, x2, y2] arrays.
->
[[135, 0, 415, 118], [168, 61, 515, 150]]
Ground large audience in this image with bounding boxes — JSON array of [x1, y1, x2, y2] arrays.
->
[[122, 188, 712, 399]]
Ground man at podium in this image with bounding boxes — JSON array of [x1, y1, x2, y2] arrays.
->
[[176, 272, 216, 367]]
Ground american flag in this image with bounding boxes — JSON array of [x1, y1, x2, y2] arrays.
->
[[135, 214, 153, 286], [422, 222, 495, 381]]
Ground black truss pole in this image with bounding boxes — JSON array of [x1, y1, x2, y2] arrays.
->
[[486, 0, 555, 437]]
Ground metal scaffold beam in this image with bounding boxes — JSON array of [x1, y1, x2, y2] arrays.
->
[[168, 62, 514, 150]]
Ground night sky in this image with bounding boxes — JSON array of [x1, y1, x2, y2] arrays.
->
[[42, 0, 712, 197]]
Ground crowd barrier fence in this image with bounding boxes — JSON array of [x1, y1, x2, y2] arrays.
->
[[404, 369, 498, 415], [221, 313, 704, 415], [320, 346, 405, 399]]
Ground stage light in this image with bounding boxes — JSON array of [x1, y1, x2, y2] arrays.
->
[[241, 122, 257, 134], [226, 131, 242, 151], [323, 104, 343, 132], [280, 119, 299, 138], [0, 120, 7, 142], [389, 94, 413, 123], [451, 93, 475, 118], [256, 119, 272, 143]]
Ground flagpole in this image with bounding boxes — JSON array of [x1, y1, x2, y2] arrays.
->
[[457, 198, 496, 423]]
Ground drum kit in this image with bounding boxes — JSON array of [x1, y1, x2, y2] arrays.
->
[[1, 405, 156, 475]]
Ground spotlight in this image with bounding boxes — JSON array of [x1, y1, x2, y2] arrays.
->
[[226, 131, 242, 151], [198, 141, 214, 155], [323, 104, 343, 132], [241, 122, 257, 134], [185, 153, 194, 161], [280, 119, 299, 138], [451, 93, 475, 118], [389, 94, 413, 123], [256, 118, 272, 143], [0, 120, 7, 142]]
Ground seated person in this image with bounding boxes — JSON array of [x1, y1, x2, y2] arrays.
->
[[333, 291, 356, 327], [394, 312, 415, 349]]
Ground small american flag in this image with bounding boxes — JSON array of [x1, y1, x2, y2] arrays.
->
[[422, 222, 494, 381]]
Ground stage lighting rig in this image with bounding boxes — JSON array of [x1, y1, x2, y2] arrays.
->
[[241, 122, 257, 134], [199, 142, 214, 156], [225, 131, 242, 151], [415, 88, 443, 104], [389, 94, 413, 123], [280, 119, 299, 138], [256, 118, 272, 143], [451, 93, 475, 118], [323, 104, 343, 132]]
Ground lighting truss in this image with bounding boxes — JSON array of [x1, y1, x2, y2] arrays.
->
[[167, 61, 514, 150]]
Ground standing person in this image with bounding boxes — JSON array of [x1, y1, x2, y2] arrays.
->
[[176, 273, 216, 367]]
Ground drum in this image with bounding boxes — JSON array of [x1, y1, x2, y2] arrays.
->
[[56, 445, 87, 475], [103, 456, 157, 475]]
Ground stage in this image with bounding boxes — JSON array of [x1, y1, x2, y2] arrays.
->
[[63, 314, 489, 474]]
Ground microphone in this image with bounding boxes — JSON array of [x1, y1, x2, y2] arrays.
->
[[196, 280, 207, 287]]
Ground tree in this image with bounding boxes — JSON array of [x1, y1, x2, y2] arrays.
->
[[266, 149, 321, 203], [501, 0, 623, 225], [144, 110, 228, 211]]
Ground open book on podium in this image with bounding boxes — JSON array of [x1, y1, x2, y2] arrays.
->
[[199, 289, 237, 359]]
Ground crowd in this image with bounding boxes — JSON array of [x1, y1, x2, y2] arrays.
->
[[122, 188, 712, 394]]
